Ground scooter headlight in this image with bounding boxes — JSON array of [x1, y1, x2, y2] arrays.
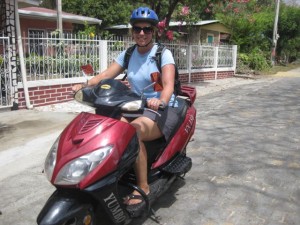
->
[[121, 100, 142, 111], [44, 136, 60, 181], [54, 146, 113, 185]]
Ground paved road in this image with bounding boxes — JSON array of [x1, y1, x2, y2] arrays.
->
[[0, 72, 299, 224], [144, 76, 300, 225]]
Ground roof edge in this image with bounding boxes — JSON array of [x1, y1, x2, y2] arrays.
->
[[18, 8, 102, 25]]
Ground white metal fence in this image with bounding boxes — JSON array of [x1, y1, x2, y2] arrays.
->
[[0, 36, 12, 108], [17, 34, 236, 82]]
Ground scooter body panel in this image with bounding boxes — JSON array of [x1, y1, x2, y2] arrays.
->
[[151, 105, 196, 168], [51, 112, 138, 189]]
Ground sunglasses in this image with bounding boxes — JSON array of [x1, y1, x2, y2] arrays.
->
[[132, 26, 154, 34]]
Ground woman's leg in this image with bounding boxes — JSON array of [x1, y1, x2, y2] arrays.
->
[[124, 116, 162, 205]]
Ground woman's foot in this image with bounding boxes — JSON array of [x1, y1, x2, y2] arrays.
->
[[123, 189, 150, 205]]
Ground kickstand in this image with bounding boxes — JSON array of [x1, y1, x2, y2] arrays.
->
[[149, 208, 161, 224], [177, 173, 186, 179]]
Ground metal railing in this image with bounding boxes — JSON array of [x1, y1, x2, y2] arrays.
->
[[22, 33, 101, 81], [0, 36, 12, 108], [18, 34, 236, 82]]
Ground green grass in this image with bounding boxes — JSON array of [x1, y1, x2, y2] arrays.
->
[[260, 61, 300, 75]]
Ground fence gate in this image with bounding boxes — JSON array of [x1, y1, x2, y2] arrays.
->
[[0, 36, 13, 109]]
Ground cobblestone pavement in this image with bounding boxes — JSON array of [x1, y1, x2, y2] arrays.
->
[[0, 74, 299, 225], [135, 76, 300, 225]]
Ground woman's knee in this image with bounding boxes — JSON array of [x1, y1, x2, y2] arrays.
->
[[131, 120, 147, 139], [131, 118, 162, 141]]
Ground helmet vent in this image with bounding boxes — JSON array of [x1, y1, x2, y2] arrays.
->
[[79, 119, 102, 134], [141, 9, 149, 16], [130, 7, 159, 25]]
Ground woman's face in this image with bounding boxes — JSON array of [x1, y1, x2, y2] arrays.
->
[[132, 22, 154, 47]]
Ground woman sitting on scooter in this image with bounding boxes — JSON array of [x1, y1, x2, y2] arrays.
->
[[72, 6, 179, 211]]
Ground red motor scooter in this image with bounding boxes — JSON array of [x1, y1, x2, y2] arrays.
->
[[37, 78, 196, 225]]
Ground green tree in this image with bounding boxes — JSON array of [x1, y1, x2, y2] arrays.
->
[[277, 4, 300, 62], [62, 0, 134, 28], [41, 0, 300, 67], [208, 0, 300, 67], [211, 0, 274, 70]]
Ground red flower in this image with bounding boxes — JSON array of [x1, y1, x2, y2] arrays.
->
[[166, 30, 174, 41], [233, 7, 239, 13], [158, 19, 166, 30], [180, 6, 190, 16], [205, 8, 211, 13]]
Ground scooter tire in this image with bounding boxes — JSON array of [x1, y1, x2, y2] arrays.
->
[[40, 206, 97, 225]]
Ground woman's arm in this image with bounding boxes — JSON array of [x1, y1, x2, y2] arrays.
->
[[72, 61, 124, 92], [147, 63, 175, 110], [160, 64, 175, 104]]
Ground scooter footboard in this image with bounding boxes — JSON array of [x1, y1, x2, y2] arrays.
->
[[37, 190, 95, 225]]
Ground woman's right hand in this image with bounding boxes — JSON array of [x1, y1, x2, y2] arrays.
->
[[121, 80, 131, 88]]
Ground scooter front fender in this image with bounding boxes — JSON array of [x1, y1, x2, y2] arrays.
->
[[37, 190, 94, 225]]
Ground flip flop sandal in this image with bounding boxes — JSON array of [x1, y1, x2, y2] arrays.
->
[[125, 194, 147, 217]]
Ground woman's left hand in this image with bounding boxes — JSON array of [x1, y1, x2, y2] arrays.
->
[[147, 98, 164, 111]]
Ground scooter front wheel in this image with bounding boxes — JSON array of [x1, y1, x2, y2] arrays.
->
[[61, 207, 95, 225], [38, 205, 97, 225], [37, 190, 100, 225]]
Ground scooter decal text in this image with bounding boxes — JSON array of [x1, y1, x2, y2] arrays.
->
[[103, 193, 126, 223], [184, 115, 195, 134]]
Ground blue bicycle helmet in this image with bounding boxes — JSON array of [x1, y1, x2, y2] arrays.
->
[[130, 7, 159, 26]]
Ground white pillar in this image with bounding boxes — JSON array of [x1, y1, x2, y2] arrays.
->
[[232, 45, 238, 74], [271, 0, 280, 66], [188, 45, 192, 83], [99, 40, 108, 72], [15, 0, 33, 109], [56, 0, 63, 36], [214, 46, 219, 80]]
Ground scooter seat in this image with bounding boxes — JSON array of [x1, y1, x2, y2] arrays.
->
[[176, 97, 188, 123], [144, 98, 188, 168], [168, 97, 188, 140]]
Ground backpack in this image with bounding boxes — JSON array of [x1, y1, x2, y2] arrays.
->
[[122, 43, 182, 96]]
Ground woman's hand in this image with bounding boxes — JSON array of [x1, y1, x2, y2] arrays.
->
[[72, 83, 84, 92], [121, 80, 131, 88], [147, 98, 166, 111], [72, 62, 125, 93]]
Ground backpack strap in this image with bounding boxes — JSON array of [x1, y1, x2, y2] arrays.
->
[[153, 43, 182, 96], [122, 44, 136, 81], [153, 43, 166, 73], [173, 67, 182, 96]]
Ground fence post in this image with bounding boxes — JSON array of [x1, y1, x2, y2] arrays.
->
[[15, 2, 32, 109], [232, 45, 237, 74], [99, 40, 108, 72], [214, 46, 219, 80], [188, 44, 192, 83]]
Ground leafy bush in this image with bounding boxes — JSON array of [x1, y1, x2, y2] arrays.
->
[[236, 53, 252, 74], [248, 48, 271, 71], [238, 48, 270, 73]]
